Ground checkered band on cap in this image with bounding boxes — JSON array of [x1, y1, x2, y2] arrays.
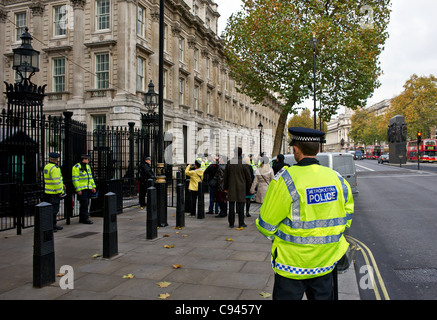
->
[[292, 135, 322, 142]]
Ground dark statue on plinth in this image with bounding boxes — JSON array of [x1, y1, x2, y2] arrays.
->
[[388, 115, 407, 164]]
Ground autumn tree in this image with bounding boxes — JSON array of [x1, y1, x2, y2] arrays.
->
[[350, 108, 386, 145], [223, 0, 391, 156], [384, 74, 437, 139], [287, 108, 327, 142]]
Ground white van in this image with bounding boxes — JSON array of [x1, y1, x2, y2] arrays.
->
[[273, 152, 358, 196]]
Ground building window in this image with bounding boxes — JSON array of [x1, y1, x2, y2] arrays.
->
[[163, 70, 168, 99], [15, 12, 27, 42], [92, 115, 107, 148], [137, 5, 146, 38], [179, 78, 185, 105], [179, 37, 184, 62], [206, 91, 211, 114], [95, 53, 110, 89], [53, 58, 66, 92], [54, 5, 67, 36], [194, 48, 199, 71], [194, 85, 199, 109], [96, 0, 110, 31], [137, 57, 145, 91], [164, 24, 168, 52]]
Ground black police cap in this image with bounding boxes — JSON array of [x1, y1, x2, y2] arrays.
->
[[289, 127, 325, 143], [49, 152, 60, 158]]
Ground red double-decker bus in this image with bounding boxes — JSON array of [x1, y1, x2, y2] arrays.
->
[[407, 139, 437, 162], [366, 145, 382, 159]]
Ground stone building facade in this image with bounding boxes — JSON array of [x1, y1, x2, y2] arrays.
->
[[0, 0, 284, 164]]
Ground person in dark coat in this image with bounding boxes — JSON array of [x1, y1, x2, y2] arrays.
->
[[273, 154, 287, 175], [139, 156, 155, 209], [203, 156, 220, 214], [224, 147, 252, 228]]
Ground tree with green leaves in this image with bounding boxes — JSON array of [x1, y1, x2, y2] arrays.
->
[[223, 0, 391, 156]]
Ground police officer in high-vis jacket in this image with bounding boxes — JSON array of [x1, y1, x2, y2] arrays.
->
[[72, 154, 96, 224], [43, 152, 65, 232], [256, 127, 354, 300]]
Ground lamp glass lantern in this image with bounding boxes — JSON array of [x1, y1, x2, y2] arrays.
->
[[13, 27, 40, 77], [144, 80, 159, 114]]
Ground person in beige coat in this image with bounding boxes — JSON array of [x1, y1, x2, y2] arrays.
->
[[250, 156, 274, 203]]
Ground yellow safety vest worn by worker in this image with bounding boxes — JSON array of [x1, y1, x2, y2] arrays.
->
[[72, 163, 96, 192], [185, 165, 204, 191], [256, 162, 354, 280], [44, 162, 64, 194]]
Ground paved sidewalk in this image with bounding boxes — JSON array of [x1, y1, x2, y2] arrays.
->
[[0, 202, 360, 300]]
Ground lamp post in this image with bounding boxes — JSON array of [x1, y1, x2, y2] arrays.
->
[[258, 121, 263, 156], [156, 0, 168, 227], [309, 32, 318, 130]]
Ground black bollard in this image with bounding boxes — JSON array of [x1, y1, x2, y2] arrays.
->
[[184, 178, 191, 214], [176, 183, 185, 227], [146, 186, 158, 239], [33, 202, 55, 288], [103, 192, 118, 258], [197, 181, 205, 219]]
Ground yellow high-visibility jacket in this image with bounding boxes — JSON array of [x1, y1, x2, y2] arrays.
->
[[72, 163, 96, 192], [256, 160, 354, 280], [185, 165, 204, 191], [44, 162, 64, 194]]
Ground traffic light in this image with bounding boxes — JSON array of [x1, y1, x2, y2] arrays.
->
[[417, 131, 422, 144]]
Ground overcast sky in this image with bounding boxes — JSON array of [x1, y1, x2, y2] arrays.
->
[[216, 0, 437, 111]]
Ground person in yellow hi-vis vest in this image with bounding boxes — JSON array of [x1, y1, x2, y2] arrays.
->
[[256, 127, 354, 300], [43, 152, 65, 232], [72, 154, 96, 224]]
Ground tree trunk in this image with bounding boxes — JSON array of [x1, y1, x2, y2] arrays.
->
[[272, 108, 289, 157]]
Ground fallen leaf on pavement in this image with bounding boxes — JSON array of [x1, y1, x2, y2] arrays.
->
[[235, 227, 244, 231], [158, 293, 170, 299], [172, 264, 182, 269], [163, 244, 175, 249], [157, 281, 171, 288], [260, 291, 271, 298], [92, 254, 101, 258], [225, 238, 233, 241], [122, 274, 135, 279], [56, 273, 65, 277]]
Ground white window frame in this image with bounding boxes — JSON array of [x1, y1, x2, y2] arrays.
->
[[53, 5, 67, 37], [53, 57, 66, 92], [137, 5, 146, 38], [137, 57, 145, 91], [95, 52, 110, 89], [96, 0, 111, 31], [15, 12, 27, 42]]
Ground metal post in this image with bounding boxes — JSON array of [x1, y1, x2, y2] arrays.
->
[[63, 111, 73, 225], [176, 183, 185, 227], [184, 178, 191, 214], [33, 202, 55, 288], [103, 192, 118, 258], [197, 181, 205, 219], [146, 186, 158, 239]]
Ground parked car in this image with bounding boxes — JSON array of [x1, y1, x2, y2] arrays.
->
[[378, 154, 389, 164], [271, 152, 358, 196]]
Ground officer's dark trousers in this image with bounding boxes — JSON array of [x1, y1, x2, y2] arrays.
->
[[77, 189, 91, 221], [273, 272, 334, 300], [44, 193, 61, 227]]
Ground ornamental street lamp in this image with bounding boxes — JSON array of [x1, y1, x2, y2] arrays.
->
[[258, 121, 263, 156], [144, 80, 159, 113], [13, 27, 40, 83]]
